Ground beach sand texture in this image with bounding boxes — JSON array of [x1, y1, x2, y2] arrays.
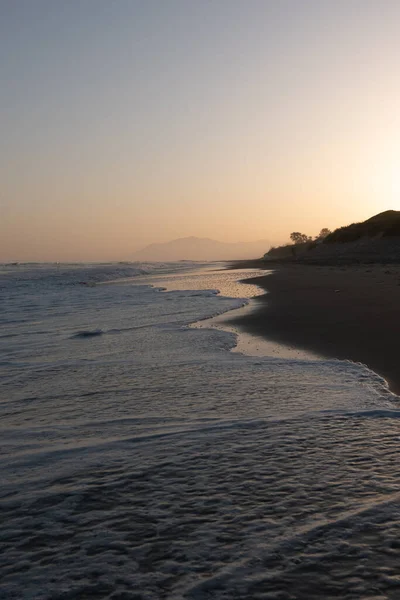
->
[[229, 263, 400, 395]]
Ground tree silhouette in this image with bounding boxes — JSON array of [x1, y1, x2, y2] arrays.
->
[[290, 232, 310, 244], [315, 228, 331, 240]]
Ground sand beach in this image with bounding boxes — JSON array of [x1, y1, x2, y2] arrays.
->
[[228, 262, 400, 394]]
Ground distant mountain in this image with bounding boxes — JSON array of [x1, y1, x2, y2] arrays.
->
[[132, 237, 270, 261]]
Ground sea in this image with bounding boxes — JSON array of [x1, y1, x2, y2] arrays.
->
[[1, 261, 400, 600]]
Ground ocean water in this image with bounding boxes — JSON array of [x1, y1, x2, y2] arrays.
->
[[1, 261, 400, 600]]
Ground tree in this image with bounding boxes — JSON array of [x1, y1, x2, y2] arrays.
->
[[315, 228, 331, 241], [290, 232, 310, 245]]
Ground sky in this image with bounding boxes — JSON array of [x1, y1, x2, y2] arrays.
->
[[2, 0, 400, 261]]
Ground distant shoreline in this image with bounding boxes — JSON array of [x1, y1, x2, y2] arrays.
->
[[226, 261, 400, 395]]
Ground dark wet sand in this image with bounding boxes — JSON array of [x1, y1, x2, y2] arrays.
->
[[228, 263, 400, 395]]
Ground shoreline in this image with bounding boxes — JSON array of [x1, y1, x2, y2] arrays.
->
[[192, 298, 322, 361], [140, 262, 320, 361], [225, 262, 400, 396]]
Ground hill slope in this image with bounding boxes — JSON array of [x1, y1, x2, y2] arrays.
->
[[325, 210, 400, 244], [132, 237, 270, 261]]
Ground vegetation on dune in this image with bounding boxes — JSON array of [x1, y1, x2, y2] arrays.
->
[[289, 232, 312, 244], [264, 211, 400, 259], [289, 229, 331, 245], [265, 228, 331, 258], [316, 228, 332, 241], [323, 210, 400, 243]]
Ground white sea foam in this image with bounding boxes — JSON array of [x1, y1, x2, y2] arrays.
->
[[1, 262, 399, 599]]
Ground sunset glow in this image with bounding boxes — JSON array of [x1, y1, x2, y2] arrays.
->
[[2, 0, 400, 261]]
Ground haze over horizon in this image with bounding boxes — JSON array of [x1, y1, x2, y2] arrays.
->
[[2, 1, 400, 262], [131, 236, 272, 261]]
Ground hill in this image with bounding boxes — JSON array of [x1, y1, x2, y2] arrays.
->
[[262, 210, 400, 265], [324, 210, 400, 244], [132, 237, 270, 261]]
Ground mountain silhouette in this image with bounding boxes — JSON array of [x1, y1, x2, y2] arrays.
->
[[132, 237, 270, 261]]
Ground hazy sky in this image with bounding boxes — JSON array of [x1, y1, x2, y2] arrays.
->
[[2, 0, 400, 261]]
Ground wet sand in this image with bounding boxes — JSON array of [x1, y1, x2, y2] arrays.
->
[[228, 263, 400, 395]]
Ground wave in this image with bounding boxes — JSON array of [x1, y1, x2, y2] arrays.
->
[[0, 260, 204, 291], [72, 329, 104, 338]]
